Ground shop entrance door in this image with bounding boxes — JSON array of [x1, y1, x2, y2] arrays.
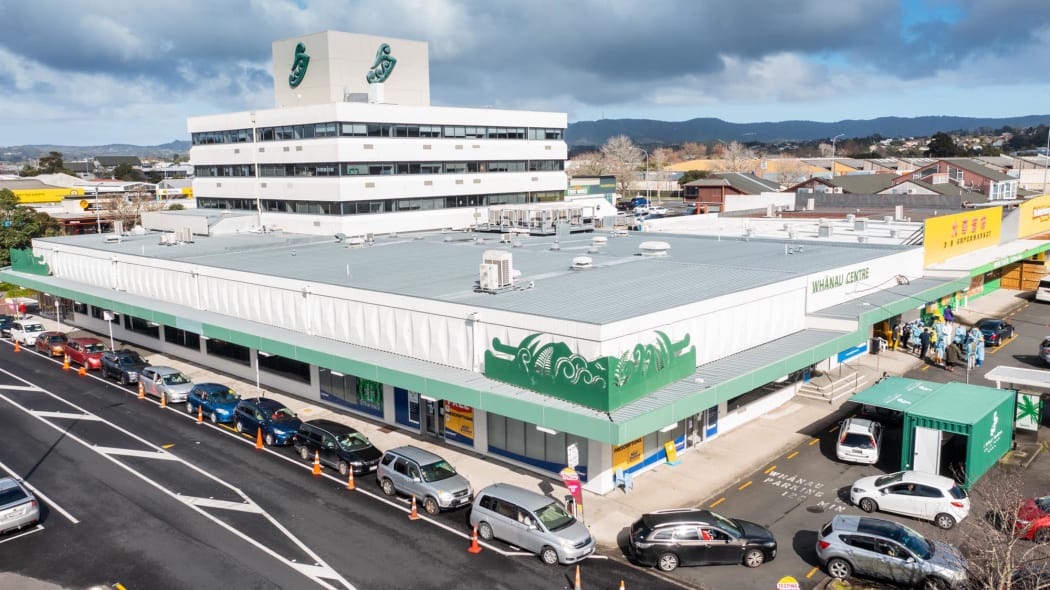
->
[[422, 397, 444, 437]]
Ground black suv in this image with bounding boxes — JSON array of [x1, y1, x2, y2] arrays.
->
[[100, 350, 150, 385], [627, 508, 777, 572], [292, 419, 382, 476]]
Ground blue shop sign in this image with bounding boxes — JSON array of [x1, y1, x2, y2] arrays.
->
[[837, 342, 868, 363]]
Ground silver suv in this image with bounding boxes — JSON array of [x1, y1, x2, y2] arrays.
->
[[816, 514, 967, 589], [376, 446, 472, 514]]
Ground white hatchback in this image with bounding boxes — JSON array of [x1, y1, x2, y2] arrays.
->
[[850, 471, 970, 530], [835, 417, 883, 464], [9, 320, 45, 346]]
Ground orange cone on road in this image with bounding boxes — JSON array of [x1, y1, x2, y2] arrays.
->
[[160, 390, 167, 409], [255, 427, 264, 449], [13, 341, 20, 353], [574, 566, 582, 590], [346, 469, 355, 491], [196, 404, 203, 424], [312, 450, 322, 476], [467, 525, 482, 554], [77, 366, 86, 376], [619, 581, 625, 590], [63, 354, 70, 371], [409, 495, 421, 520], [137, 382, 145, 399]]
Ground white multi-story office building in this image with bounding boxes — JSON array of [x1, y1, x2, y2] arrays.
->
[[188, 31, 568, 236]]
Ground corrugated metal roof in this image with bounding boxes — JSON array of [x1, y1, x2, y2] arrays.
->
[[810, 277, 962, 320]]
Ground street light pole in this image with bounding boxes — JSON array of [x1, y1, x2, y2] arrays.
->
[[830, 133, 845, 179], [643, 150, 650, 202]]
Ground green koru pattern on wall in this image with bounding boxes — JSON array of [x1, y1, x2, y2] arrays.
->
[[10, 248, 49, 276], [484, 332, 695, 412], [365, 43, 397, 83], [288, 42, 310, 88]]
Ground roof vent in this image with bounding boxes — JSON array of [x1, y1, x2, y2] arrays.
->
[[570, 256, 594, 270], [846, 214, 856, 223], [818, 224, 834, 238], [854, 219, 868, 231], [857, 235, 869, 243], [346, 236, 366, 248], [639, 241, 670, 257], [592, 236, 608, 247]]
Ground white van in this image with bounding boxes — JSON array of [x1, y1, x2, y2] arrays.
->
[[1036, 276, 1050, 303]]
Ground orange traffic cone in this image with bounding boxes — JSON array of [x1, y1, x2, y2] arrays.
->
[[312, 451, 322, 476], [13, 341, 20, 353], [137, 382, 145, 399], [409, 495, 421, 520], [467, 525, 482, 553], [63, 355, 70, 371], [346, 469, 355, 491], [619, 581, 625, 590], [77, 366, 86, 376], [255, 427, 264, 449], [160, 390, 167, 409], [574, 566, 582, 590], [196, 404, 203, 424]]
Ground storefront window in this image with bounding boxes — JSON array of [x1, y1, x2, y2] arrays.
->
[[205, 338, 250, 365], [486, 414, 589, 480], [319, 369, 383, 417], [164, 327, 200, 350], [258, 352, 310, 383], [123, 314, 160, 339]]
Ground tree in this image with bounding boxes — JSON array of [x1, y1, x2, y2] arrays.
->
[[678, 169, 710, 186], [652, 147, 671, 198], [112, 163, 144, 182], [715, 141, 755, 173], [569, 151, 608, 177], [677, 142, 708, 162], [927, 132, 965, 157], [37, 151, 66, 174], [600, 135, 643, 197], [0, 189, 62, 267]]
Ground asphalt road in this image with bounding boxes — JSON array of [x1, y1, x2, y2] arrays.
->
[[619, 298, 1050, 590], [0, 342, 679, 590]]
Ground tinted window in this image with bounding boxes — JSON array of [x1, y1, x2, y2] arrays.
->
[[841, 433, 875, 448], [479, 495, 495, 511], [845, 535, 877, 552], [874, 472, 904, 487], [651, 529, 674, 541], [0, 486, 28, 505], [820, 522, 834, 538], [495, 499, 518, 520], [380, 454, 395, 466], [916, 484, 943, 498], [673, 526, 700, 541], [949, 485, 967, 500], [393, 459, 410, 476]]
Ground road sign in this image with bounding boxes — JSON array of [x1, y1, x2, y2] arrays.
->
[[80, 199, 89, 209]]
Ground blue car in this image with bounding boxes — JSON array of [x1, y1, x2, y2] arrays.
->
[[233, 397, 302, 446], [185, 383, 241, 424]]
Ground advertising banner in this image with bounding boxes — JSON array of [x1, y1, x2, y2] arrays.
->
[[924, 208, 1003, 266], [443, 401, 475, 444], [1017, 194, 1050, 238], [612, 437, 644, 472], [560, 467, 583, 510]]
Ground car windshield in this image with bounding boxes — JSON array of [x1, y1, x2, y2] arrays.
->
[[841, 433, 875, 448], [1035, 496, 1050, 513], [891, 524, 933, 560], [269, 408, 296, 422], [708, 510, 744, 537], [874, 472, 904, 487], [420, 460, 457, 482], [535, 501, 575, 532], [336, 432, 371, 450], [23, 323, 44, 332], [163, 373, 191, 385], [84, 343, 107, 353], [210, 390, 238, 403]]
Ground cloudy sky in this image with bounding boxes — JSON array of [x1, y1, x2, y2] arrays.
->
[[2, 0, 1050, 146]]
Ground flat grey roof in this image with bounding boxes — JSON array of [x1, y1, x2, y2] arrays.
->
[[37, 227, 916, 324]]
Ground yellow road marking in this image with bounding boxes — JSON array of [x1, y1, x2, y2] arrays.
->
[[786, 451, 799, 460], [988, 335, 1015, 354], [709, 497, 725, 508], [113, 584, 127, 590], [827, 425, 839, 433], [805, 567, 819, 579], [920, 364, 930, 371], [738, 481, 752, 490], [808, 438, 820, 446], [220, 424, 236, 432], [161, 444, 174, 449], [764, 465, 777, 474]]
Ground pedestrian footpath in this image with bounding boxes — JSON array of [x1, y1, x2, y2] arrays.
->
[[8, 289, 1031, 552]]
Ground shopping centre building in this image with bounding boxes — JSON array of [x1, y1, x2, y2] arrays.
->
[[4, 31, 1050, 495]]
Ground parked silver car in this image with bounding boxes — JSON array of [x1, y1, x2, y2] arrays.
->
[[376, 446, 472, 514], [816, 515, 967, 589], [470, 483, 595, 565], [138, 366, 195, 403], [0, 477, 39, 535]]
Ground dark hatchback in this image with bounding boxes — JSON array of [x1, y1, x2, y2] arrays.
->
[[627, 508, 777, 572]]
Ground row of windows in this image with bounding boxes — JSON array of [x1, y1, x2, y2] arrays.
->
[[195, 191, 566, 214], [194, 160, 564, 178], [192, 123, 564, 145]]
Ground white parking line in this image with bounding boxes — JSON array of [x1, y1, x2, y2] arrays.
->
[[0, 461, 79, 525], [0, 524, 45, 544]]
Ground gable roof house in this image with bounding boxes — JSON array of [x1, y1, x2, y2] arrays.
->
[[682, 172, 781, 210], [894, 158, 1019, 202]]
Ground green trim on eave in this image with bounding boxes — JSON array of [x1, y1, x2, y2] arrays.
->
[[970, 242, 1050, 276]]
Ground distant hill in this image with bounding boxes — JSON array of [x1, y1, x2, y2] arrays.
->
[[566, 115, 1050, 148], [0, 140, 191, 162]]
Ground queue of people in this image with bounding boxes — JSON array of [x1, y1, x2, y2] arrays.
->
[[891, 311, 984, 373]]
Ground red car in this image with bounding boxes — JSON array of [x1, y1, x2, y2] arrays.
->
[[1016, 495, 1050, 544], [64, 337, 108, 370], [34, 331, 68, 357]]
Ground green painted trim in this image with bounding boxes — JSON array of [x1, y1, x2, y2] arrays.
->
[[970, 242, 1050, 276], [9, 248, 49, 276]]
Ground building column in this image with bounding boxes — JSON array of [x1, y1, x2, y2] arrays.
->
[[583, 438, 613, 495], [472, 408, 488, 453]]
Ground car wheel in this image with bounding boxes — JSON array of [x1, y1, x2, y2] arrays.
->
[[299, 446, 310, 461], [656, 552, 679, 572], [923, 577, 950, 590], [478, 521, 494, 541], [264, 433, 275, 446], [338, 461, 349, 476], [859, 497, 878, 513], [380, 478, 396, 496], [1034, 528, 1050, 544], [423, 496, 439, 515], [210, 411, 218, 424], [234, 420, 244, 433], [743, 548, 765, 568], [826, 557, 853, 579], [120, 374, 129, 386], [539, 546, 559, 566], [185, 402, 193, 414], [934, 513, 956, 530]]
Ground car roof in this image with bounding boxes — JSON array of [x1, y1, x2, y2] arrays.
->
[[843, 417, 878, 432], [196, 382, 233, 392], [303, 419, 360, 436], [898, 470, 957, 487], [829, 514, 909, 537], [239, 397, 286, 411], [386, 445, 444, 465], [476, 483, 558, 511], [148, 366, 182, 375], [641, 508, 720, 528], [39, 331, 65, 337], [68, 337, 103, 344]]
